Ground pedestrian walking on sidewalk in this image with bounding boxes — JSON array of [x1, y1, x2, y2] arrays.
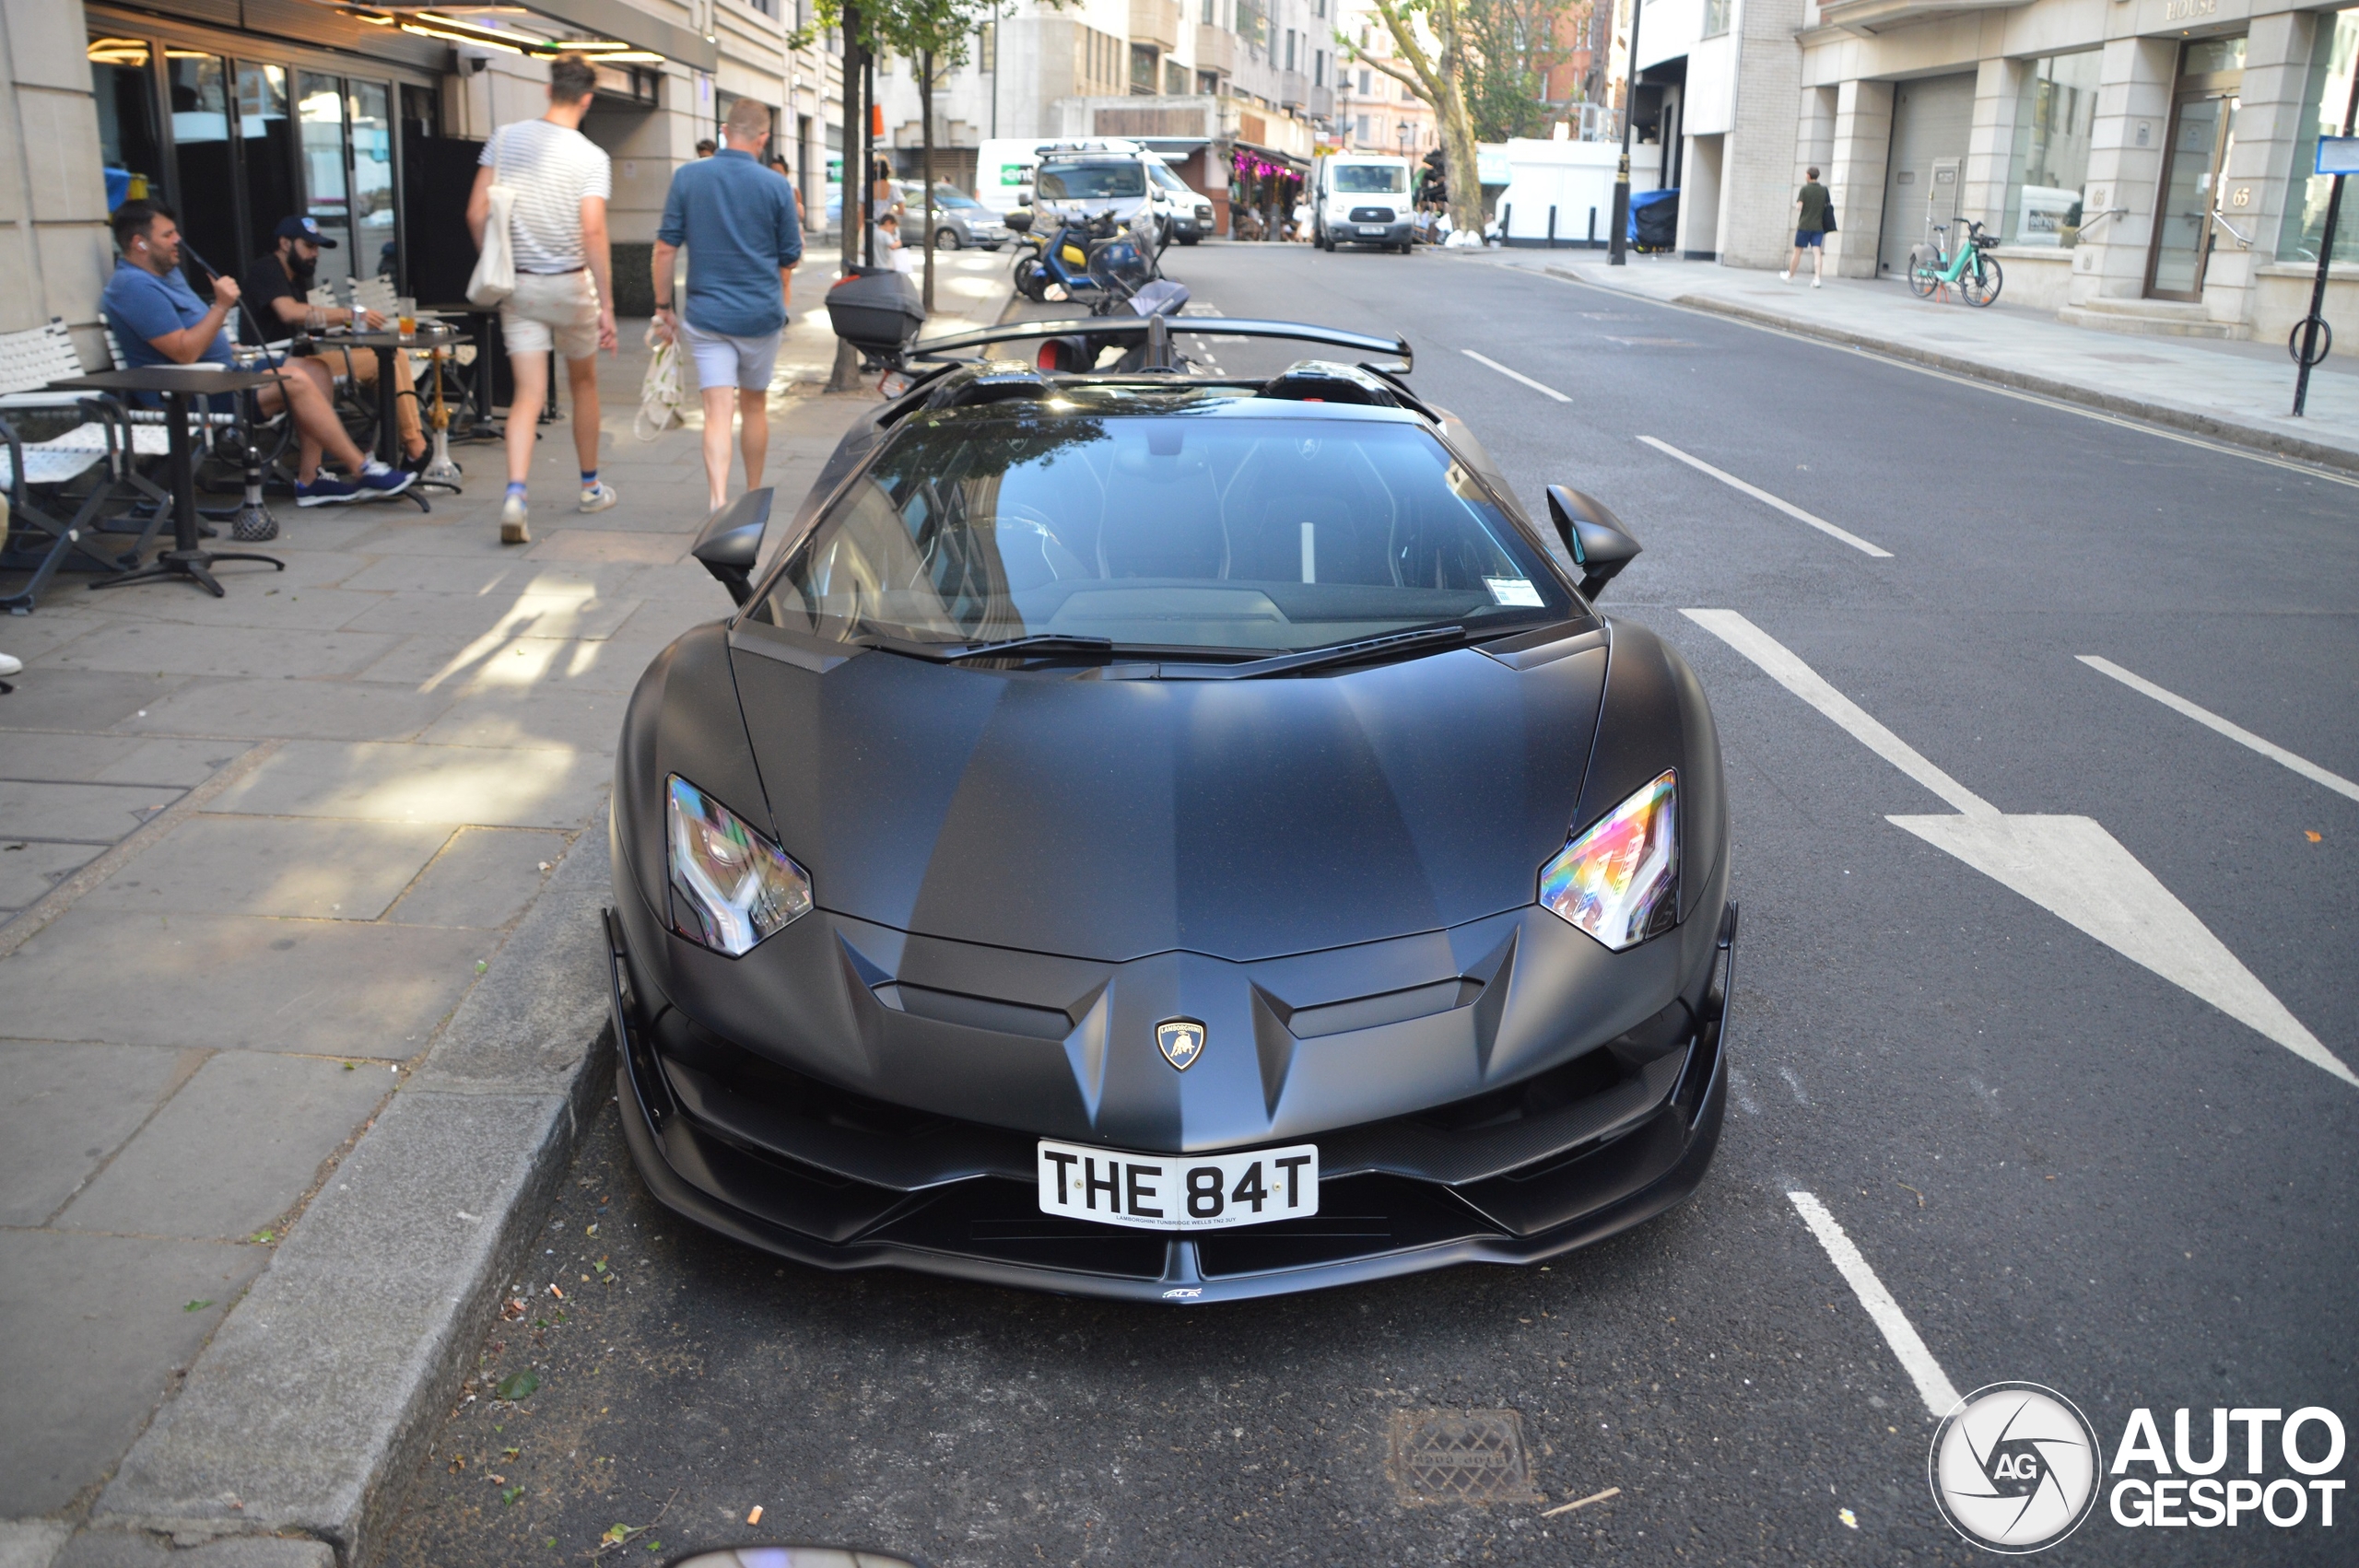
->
[[651, 96, 804, 514], [1783, 168, 1834, 288], [466, 52, 620, 545]]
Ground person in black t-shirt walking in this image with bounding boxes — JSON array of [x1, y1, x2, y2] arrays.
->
[[1783, 169, 1834, 288], [241, 216, 428, 465]]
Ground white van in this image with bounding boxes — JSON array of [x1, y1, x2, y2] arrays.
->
[[1031, 140, 1160, 233], [973, 138, 1042, 215], [1313, 154, 1415, 252]]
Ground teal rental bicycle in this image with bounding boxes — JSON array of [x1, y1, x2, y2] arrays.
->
[[1907, 217, 2003, 307]]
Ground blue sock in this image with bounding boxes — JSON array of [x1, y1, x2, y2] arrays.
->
[[580, 469, 598, 487], [505, 481, 527, 499]]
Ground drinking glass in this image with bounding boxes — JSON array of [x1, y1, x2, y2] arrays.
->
[[395, 297, 417, 335]]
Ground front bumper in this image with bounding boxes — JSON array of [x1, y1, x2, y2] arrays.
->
[[605, 903, 1735, 1304], [1331, 218, 1412, 246]]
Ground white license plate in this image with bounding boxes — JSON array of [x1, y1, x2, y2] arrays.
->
[[1037, 1139, 1319, 1231], [1360, 224, 1389, 235]]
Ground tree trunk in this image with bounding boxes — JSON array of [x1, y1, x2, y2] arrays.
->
[[1435, 0, 1485, 239], [827, 1, 865, 392], [921, 50, 936, 314]]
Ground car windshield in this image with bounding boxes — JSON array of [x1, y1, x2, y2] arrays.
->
[[1333, 164, 1409, 193], [1038, 161, 1145, 199], [757, 399, 1573, 658], [1149, 164, 1191, 193], [933, 186, 980, 207]]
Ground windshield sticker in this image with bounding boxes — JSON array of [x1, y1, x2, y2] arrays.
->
[[1485, 578, 1543, 607]]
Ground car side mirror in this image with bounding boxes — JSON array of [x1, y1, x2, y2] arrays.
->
[[1546, 485, 1642, 599], [691, 487, 772, 607]]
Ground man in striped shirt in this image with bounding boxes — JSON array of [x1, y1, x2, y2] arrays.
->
[[467, 53, 619, 544]]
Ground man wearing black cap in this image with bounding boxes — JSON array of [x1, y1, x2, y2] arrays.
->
[[242, 215, 428, 467]]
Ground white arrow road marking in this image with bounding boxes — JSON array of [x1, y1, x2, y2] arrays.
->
[[1641, 437, 1893, 558], [1461, 349, 1571, 402], [1788, 1191, 1962, 1419], [1683, 608, 2357, 1088], [2078, 655, 2359, 804]]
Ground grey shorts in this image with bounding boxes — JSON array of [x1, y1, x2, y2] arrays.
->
[[679, 318, 782, 392]]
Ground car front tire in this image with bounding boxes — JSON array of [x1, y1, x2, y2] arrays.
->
[[935, 228, 963, 251]]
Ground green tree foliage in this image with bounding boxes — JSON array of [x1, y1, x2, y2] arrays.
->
[[1462, 0, 1581, 141]]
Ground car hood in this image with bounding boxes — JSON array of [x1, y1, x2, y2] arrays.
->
[[727, 632, 1610, 965]]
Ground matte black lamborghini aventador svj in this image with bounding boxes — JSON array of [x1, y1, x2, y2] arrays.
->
[[605, 320, 1734, 1304]]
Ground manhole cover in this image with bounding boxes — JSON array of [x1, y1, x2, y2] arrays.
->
[[1388, 1409, 1542, 1504]]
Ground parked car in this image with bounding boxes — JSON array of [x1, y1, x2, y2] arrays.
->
[[608, 316, 1733, 1305], [926, 184, 1008, 251]]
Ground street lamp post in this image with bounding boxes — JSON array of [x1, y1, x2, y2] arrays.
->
[[1608, 0, 1643, 265]]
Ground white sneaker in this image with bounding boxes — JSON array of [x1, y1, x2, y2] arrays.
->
[[0, 651, 22, 678], [1779, 270, 1791, 281], [499, 492, 530, 545], [1812, 275, 1822, 288], [579, 481, 618, 514]]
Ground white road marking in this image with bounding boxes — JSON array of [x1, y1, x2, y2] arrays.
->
[[1679, 609, 1988, 815], [1461, 349, 1570, 403], [1640, 437, 1893, 557], [1528, 265, 2359, 491], [1683, 608, 2357, 1088], [2078, 655, 2359, 804], [1787, 1191, 1962, 1419]]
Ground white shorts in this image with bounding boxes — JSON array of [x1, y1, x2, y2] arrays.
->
[[679, 319, 782, 392], [500, 269, 602, 360]]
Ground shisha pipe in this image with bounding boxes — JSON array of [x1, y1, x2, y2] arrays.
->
[[178, 240, 287, 543], [420, 340, 463, 488]]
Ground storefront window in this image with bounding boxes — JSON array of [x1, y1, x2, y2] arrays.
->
[[236, 63, 298, 266], [299, 71, 350, 289], [2278, 6, 2358, 264], [166, 53, 242, 278], [89, 39, 163, 214], [351, 83, 395, 283], [2003, 52, 2101, 246]]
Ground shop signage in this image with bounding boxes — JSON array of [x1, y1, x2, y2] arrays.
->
[[2319, 137, 2359, 176]]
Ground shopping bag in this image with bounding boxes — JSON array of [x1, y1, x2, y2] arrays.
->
[[466, 184, 517, 307], [633, 321, 689, 441]]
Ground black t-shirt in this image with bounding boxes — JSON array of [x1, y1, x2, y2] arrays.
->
[[238, 252, 306, 344]]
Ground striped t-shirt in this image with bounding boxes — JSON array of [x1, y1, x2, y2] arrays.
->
[[480, 118, 614, 273]]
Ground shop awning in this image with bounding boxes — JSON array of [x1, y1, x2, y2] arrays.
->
[[1232, 142, 1308, 174], [335, 1, 718, 73]]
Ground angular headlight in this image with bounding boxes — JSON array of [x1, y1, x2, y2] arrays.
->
[[1539, 769, 1678, 951], [664, 776, 812, 956]]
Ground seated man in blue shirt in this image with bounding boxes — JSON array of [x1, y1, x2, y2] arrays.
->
[[100, 200, 413, 506], [650, 97, 801, 513]]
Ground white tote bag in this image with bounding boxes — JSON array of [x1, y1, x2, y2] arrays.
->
[[467, 154, 518, 308]]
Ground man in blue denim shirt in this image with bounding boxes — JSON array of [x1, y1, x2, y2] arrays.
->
[[651, 98, 803, 512], [99, 200, 414, 506]]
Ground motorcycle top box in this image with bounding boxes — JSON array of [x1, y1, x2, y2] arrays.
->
[[827, 266, 926, 357]]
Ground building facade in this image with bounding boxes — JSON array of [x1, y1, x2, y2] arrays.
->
[[1332, 0, 1438, 154], [5, 0, 838, 357], [1797, 0, 2356, 340]]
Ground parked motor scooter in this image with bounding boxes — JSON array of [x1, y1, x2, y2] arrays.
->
[[1014, 206, 1149, 304]]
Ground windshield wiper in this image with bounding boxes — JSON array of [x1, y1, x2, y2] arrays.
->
[[858, 631, 1115, 662], [1165, 624, 1471, 680]]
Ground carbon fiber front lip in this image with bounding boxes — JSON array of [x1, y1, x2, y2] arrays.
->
[[605, 906, 1733, 1304]]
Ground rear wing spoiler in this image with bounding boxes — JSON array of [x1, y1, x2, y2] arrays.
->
[[910, 316, 1413, 374]]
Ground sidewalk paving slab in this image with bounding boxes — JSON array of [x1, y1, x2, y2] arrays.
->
[[1487, 252, 2359, 475], [0, 245, 1015, 1567]]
